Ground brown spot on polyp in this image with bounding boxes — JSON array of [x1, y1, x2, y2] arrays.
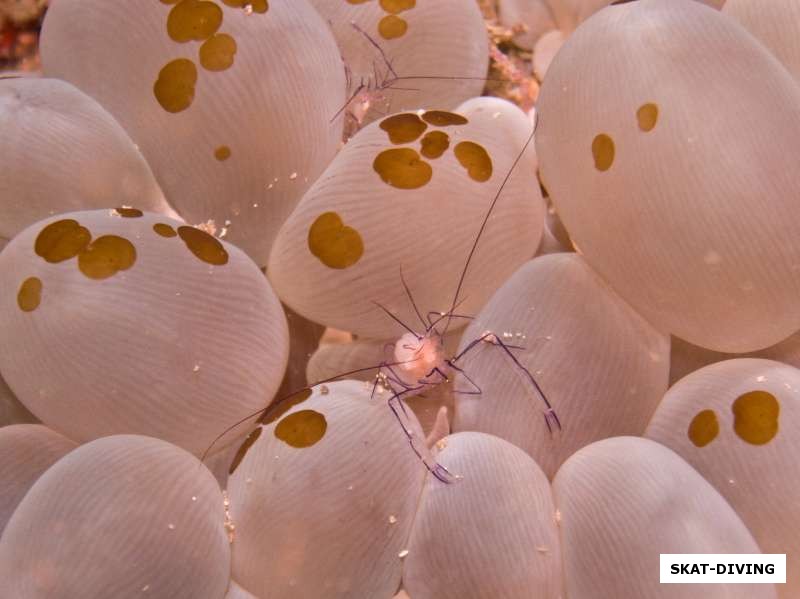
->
[[380, 0, 415, 13], [200, 34, 237, 71], [78, 236, 137, 280], [373, 148, 432, 189], [454, 141, 492, 182], [177, 225, 229, 265], [154, 59, 198, 113], [308, 212, 364, 269], [274, 409, 327, 448], [35, 219, 91, 263], [379, 113, 427, 144], [17, 277, 42, 312], [688, 409, 719, 447], [167, 0, 223, 43], [591, 134, 614, 171], [637, 103, 658, 132], [732, 390, 779, 445], [214, 145, 232, 161], [420, 130, 449, 159], [422, 111, 468, 126], [153, 223, 178, 238], [378, 15, 407, 39], [114, 207, 144, 218]]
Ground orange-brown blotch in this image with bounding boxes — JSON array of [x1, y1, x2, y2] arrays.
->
[[688, 409, 719, 447], [274, 409, 327, 448], [454, 141, 492, 182], [422, 111, 468, 126], [592, 133, 615, 171], [35, 219, 91, 263], [379, 113, 427, 144], [167, 0, 223, 43], [154, 59, 198, 113], [177, 225, 229, 265], [17, 277, 42, 312], [732, 390, 780, 445], [420, 130, 449, 159], [308, 212, 364, 269], [77, 235, 137, 280], [373, 148, 432, 189], [378, 15, 407, 39]]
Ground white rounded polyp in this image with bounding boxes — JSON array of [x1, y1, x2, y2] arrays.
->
[[453, 254, 669, 477], [0, 78, 175, 242], [228, 381, 426, 599], [269, 98, 544, 338], [536, 0, 800, 352], [403, 432, 563, 598], [40, 0, 345, 265], [725, 0, 800, 82], [0, 210, 288, 456], [553, 436, 776, 599], [647, 359, 800, 597], [308, 0, 488, 124], [0, 435, 231, 599], [0, 424, 77, 534]]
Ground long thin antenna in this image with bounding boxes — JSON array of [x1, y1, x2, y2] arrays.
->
[[442, 115, 538, 337], [400, 265, 427, 330], [201, 358, 415, 461]]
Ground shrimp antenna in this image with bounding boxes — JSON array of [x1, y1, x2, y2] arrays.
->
[[399, 265, 427, 329], [442, 114, 539, 337], [351, 21, 398, 79], [372, 300, 420, 339], [200, 359, 413, 461]]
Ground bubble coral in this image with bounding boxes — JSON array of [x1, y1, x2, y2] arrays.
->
[[228, 381, 426, 598], [0, 77, 176, 246], [536, 0, 800, 353], [647, 359, 800, 597], [403, 433, 563, 598], [724, 0, 800, 82], [554, 436, 775, 599], [39, 0, 347, 265], [0, 435, 231, 599], [0, 424, 76, 534], [498, 0, 725, 78], [453, 253, 669, 477], [0, 210, 288, 456], [308, 0, 489, 125], [269, 97, 543, 339]]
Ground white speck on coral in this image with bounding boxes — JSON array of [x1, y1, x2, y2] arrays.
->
[[398, 549, 409, 558], [388, 515, 397, 524]]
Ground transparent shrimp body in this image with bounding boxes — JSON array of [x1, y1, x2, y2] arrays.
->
[[391, 332, 452, 391]]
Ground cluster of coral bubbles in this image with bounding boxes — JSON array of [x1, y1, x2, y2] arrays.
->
[[1, 0, 799, 597]]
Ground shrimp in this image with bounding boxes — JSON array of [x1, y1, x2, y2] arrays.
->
[[203, 114, 561, 483], [332, 22, 504, 137]]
